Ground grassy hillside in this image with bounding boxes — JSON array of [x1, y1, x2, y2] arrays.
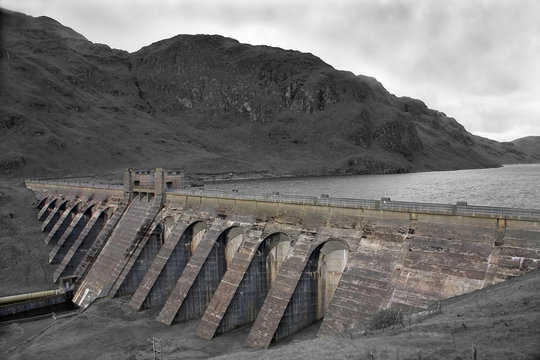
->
[[512, 136, 540, 159], [1, 9, 537, 181]]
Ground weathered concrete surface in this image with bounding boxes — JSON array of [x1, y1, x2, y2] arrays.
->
[[318, 223, 408, 336], [44, 202, 80, 246], [49, 204, 93, 264], [37, 198, 57, 221], [52, 207, 115, 283], [108, 218, 163, 298], [129, 211, 195, 311], [244, 232, 315, 348], [73, 196, 162, 310], [156, 217, 227, 325], [72, 202, 128, 282], [25, 178, 540, 348], [195, 225, 267, 340], [41, 200, 67, 234]]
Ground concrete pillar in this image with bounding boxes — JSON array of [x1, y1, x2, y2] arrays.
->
[[154, 168, 165, 195], [123, 169, 133, 201]]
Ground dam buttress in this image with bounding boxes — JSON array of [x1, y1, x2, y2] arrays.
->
[[24, 168, 540, 348]]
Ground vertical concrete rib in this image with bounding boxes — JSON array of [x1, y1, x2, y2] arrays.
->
[[195, 226, 263, 340], [156, 218, 225, 325], [244, 232, 314, 349], [53, 209, 106, 283], [129, 212, 194, 311]]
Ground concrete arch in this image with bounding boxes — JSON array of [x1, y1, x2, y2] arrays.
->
[[114, 216, 172, 298], [272, 238, 349, 342], [215, 232, 292, 336], [172, 224, 245, 323], [49, 204, 95, 265], [37, 197, 48, 210], [224, 226, 244, 267], [190, 220, 208, 254], [44, 201, 81, 246], [316, 240, 349, 319], [136, 219, 209, 311], [42, 200, 68, 234], [38, 198, 56, 221], [162, 216, 176, 241], [265, 232, 293, 289]]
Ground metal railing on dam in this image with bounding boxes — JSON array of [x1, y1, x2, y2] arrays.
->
[[169, 188, 540, 221], [26, 179, 123, 190], [26, 179, 540, 221]]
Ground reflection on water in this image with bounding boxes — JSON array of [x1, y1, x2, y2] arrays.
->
[[205, 164, 540, 209]]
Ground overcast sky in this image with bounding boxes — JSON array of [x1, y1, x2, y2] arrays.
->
[[3, 0, 540, 142]]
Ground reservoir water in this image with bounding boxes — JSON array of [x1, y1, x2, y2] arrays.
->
[[205, 164, 540, 210]]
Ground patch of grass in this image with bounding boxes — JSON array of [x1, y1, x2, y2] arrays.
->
[[368, 308, 404, 331]]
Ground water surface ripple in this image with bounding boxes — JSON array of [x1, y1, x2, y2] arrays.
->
[[205, 164, 540, 210]]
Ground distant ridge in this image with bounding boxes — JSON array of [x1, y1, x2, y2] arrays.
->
[[512, 136, 540, 159], [1, 8, 538, 179]]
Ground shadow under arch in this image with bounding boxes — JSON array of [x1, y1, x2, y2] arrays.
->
[[38, 198, 57, 221], [50, 204, 95, 265], [37, 197, 48, 210], [55, 206, 115, 281], [46, 201, 81, 246], [273, 238, 349, 342], [216, 231, 292, 336], [174, 225, 244, 323], [115, 215, 178, 298], [140, 219, 209, 310]]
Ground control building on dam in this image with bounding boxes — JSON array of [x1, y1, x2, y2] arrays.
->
[[25, 168, 540, 348]]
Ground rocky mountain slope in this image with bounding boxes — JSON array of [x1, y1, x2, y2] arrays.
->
[[1, 9, 538, 180]]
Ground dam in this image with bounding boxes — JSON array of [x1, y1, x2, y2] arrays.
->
[[23, 168, 540, 348]]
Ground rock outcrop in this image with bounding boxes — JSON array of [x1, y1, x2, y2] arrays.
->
[[1, 9, 537, 179]]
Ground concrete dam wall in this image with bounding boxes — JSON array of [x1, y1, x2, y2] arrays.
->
[[25, 169, 540, 348]]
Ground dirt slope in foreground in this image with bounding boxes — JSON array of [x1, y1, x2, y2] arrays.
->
[[2, 269, 539, 359]]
